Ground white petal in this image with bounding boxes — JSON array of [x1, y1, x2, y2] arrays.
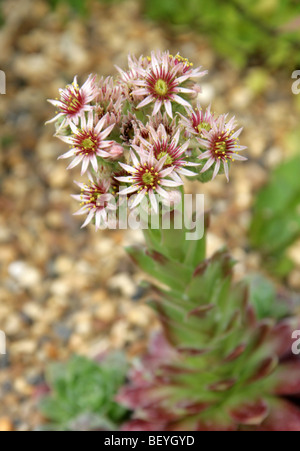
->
[[58, 135, 73, 145], [177, 167, 198, 177], [201, 157, 215, 173], [119, 163, 138, 174], [69, 121, 78, 134], [156, 186, 170, 199], [164, 100, 173, 119], [177, 87, 195, 94], [130, 150, 140, 168], [198, 150, 211, 160], [232, 154, 247, 161], [153, 100, 162, 116], [119, 185, 139, 195], [48, 99, 62, 107], [45, 113, 64, 124], [149, 189, 158, 213], [71, 193, 82, 201], [172, 95, 191, 108], [100, 123, 115, 139], [137, 96, 153, 109], [160, 179, 183, 187], [115, 176, 134, 183], [160, 166, 175, 178], [58, 148, 76, 159], [132, 88, 149, 96], [223, 161, 229, 181], [131, 190, 147, 209], [87, 111, 94, 129], [73, 206, 88, 216], [67, 155, 83, 170], [212, 159, 221, 180], [91, 155, 98, 172], [81, 210, 95, 228], [95, 210, 102, 229], [81, 158, 90, 175]]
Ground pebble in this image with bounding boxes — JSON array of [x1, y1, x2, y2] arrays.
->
[[10, 340, 37, 355], [8, 261, 41, 289], [95, 302, 116, 323], [108, 273, 136, 298]]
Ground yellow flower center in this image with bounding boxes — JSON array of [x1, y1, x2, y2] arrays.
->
[[158, 151, 173, 166], [197, 122, 211, 133], [215, 141, 227, 154], [154, 79, 168, 96], [142, 172, 154, 185], [82, 138, 95, 149]]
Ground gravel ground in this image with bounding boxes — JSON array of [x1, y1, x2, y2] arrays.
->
[[0, 0, 299, 431]]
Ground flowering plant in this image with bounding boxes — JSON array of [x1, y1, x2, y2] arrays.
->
[[48, 51, 300, 431]]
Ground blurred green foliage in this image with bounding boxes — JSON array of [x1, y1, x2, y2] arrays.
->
[[44, 0, 300, 69], [47, 0, 121, 16], [250, 156, 300, 279], [40, 353, 130, 431], [142, 0, 300, 68], [247, 273, 290, 319]]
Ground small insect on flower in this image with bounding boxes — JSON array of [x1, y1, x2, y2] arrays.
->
[[132, 51, 207, 119], [197, 115, 247, 181], [115, 149, 182, 213], [58, 112, 115, 175], [47, 75, 97, 129], [142, 125, 199, 183], [180, 102, 215, 138], [72, 174, 117, 230]]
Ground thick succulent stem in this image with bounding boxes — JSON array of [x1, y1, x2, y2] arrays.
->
[[120, 211, 300, 431]]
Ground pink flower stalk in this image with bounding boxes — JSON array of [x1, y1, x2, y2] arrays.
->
[[47, 75, 97, 128], [197, 115, 247, 181], [142, 126, 199, 182], [72, 174, 116, 230], [115, 149, 182, 212], [132, 51, 206, 118], [58, 112, 115, 175], [180, 102, 215, 137]]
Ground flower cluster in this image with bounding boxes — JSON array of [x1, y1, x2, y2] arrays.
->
[[48, 51, 247, 229]]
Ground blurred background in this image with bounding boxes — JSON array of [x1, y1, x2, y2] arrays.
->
[[0, 0, 300, 431]]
